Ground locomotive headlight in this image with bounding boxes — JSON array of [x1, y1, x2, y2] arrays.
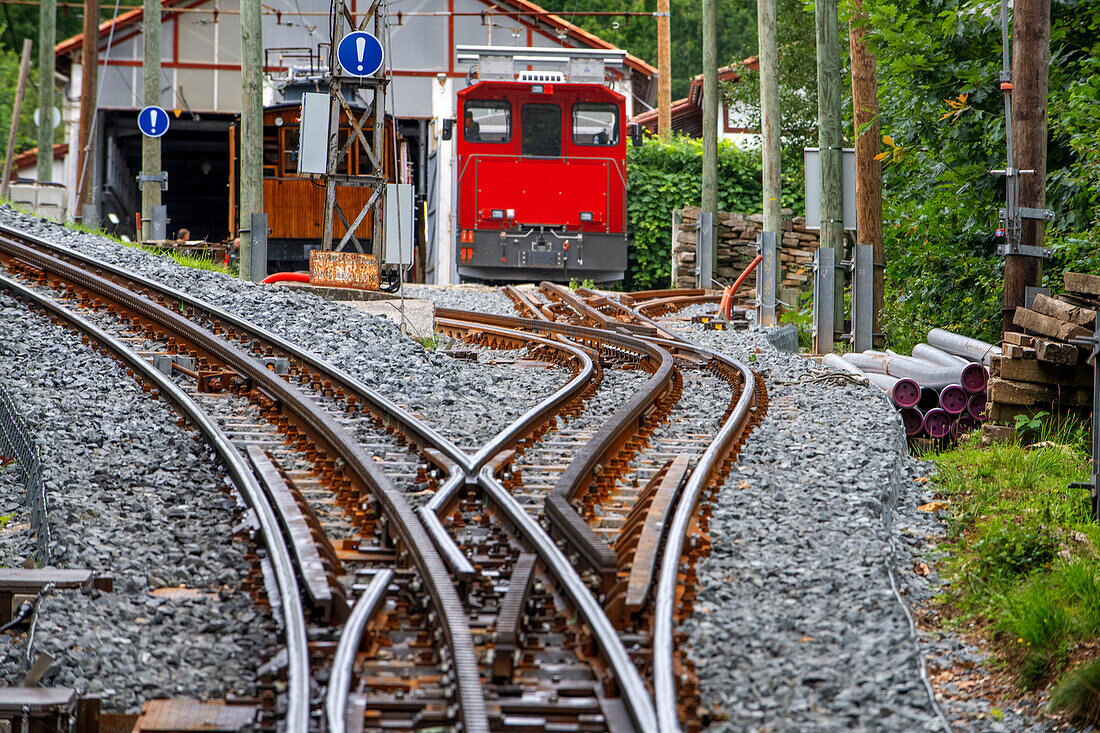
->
[[531, 84, 544, 94], [491, 209, 505, 219], [506, 208, 515, 218], [579, 211, 594, 222]]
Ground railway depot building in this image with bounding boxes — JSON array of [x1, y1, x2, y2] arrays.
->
[[47, 0, 656, 283]]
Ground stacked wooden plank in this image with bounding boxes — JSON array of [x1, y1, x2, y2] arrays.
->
[[987, 272, 1098, 423], [670, 207, 820, 295]]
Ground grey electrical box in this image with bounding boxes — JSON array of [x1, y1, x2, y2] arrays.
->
[[298, 93, 330, 175], [804, 147, 856, 231], [384, 183, 414, 266]]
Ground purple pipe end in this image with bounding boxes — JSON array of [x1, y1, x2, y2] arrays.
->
[[918, 387, 941, 412], [961, 363, 989, 394], [892, 378, 921, 409], [939, 385, 969, 415], [899, 407, 925, 437], [967, 392, 987, 421], [924, 408, 953, 439], [955, 415, 981, 438]]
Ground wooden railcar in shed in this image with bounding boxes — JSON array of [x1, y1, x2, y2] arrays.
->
[[229, 103, 408, 273]]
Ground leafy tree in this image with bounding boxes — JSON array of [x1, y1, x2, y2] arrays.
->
[[562, 1, 758, 98], [625, 135, 804, 289]]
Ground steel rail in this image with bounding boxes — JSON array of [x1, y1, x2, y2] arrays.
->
[[435, 308, 675, 576], [434, 317, 596, 471], [634, 293, 721, 317], [0, 227, 471, 472], [477, 465, 658, 732], [0, 235, 490, 733], [620, 315, 762, 732], [0, 273, 313, 732], [325, 569, 394, 733]]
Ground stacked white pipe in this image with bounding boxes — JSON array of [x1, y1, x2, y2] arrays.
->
[[839, 329, 999, 442]]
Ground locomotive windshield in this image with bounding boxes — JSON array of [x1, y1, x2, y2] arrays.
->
[[521, 104, 562, 158], [464, 101, 511, 143], [572, 103, 619, 146]]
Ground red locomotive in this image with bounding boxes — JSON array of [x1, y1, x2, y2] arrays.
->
[[453, 51, 636, 283]]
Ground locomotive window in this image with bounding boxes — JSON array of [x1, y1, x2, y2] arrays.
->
[[521, 104, 562, 158], [572, 103, 619, 146], [263, 127, 279, 176], [463, 101, 511, 143], [281, 127, 299, 176]]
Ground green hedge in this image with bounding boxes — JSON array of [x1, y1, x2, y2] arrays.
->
[[624, 136, 804, 290]]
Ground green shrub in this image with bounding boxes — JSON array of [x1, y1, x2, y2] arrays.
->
[[624, 136, 804, 291], [1051, 658, 1100, 726], [1059, 558, 1100, 635], [973, 519, 1060, 583]]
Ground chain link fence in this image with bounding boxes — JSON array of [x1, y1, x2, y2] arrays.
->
[[0, 384, 49, 565]]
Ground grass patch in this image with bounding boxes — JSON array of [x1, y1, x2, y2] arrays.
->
[[1052, 657, 1100, 726], [927, 420, 1099, 691]]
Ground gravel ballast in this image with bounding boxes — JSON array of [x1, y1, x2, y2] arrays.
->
[[674, 320, 947, 731], [0, 291, 274, 712], [0, 208, 569, 448]]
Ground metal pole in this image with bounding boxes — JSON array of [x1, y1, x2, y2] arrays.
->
[[657, 0, 671, 141], [239, 0, 264, 279], [371, 6, 386, 261], [1, 39, 33, 199], [77, 0, 100, 212], [813, 247, 835, 354], [696, 211, 713, 290], [757, 0, 781, 323], [37, 0, 56, 184], [141, 0, 161, 241], [849, 0, 883, 345], [701, 0, 718, 282], [814, 0, 843, 350]]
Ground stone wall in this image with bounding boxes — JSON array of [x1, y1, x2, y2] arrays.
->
[[671, 206, 821, 297]]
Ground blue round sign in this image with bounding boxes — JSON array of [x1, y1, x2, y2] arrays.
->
[[138, 106, 169, 138], [337, 31, 384, 77]]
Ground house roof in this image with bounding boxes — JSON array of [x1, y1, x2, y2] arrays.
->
[[632, 58, 757, 132], [7, 144, 69, 179], [55, 0, 657, 77]]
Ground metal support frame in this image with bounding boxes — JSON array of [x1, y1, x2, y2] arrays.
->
[[813, 246, 835, 354], [695, 211, 714, 290], [851, 243, 874, 352], [991, 0, 1052, 259], [756, 230, 777, 326], [150, 205, 168, 240], [248, 213, 269, 282], [1071, 321, 1100, 520], [321, 0, 389, 260]]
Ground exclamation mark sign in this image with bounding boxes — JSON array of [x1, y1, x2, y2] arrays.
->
[[149, 109, 157, 134], [356, 37, 366, 72]]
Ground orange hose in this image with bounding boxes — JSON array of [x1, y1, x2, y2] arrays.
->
[[720, 254, 763, 320], [262, 272, 311, 284]]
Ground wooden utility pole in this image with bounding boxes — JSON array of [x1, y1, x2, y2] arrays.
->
[[1, 39, 33, 199], [849, 0, 883, 344], [140, 0, 161, 240], [77, 0, 99, 212], [815, 0, 843, 350], [758, 0, 781, 318], [657, 0, 671, 140], [1003, 0, 1050, 331], [701, 0, 718, 284], [37, 0, 55, 183], [239, 0, 263, 280]]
